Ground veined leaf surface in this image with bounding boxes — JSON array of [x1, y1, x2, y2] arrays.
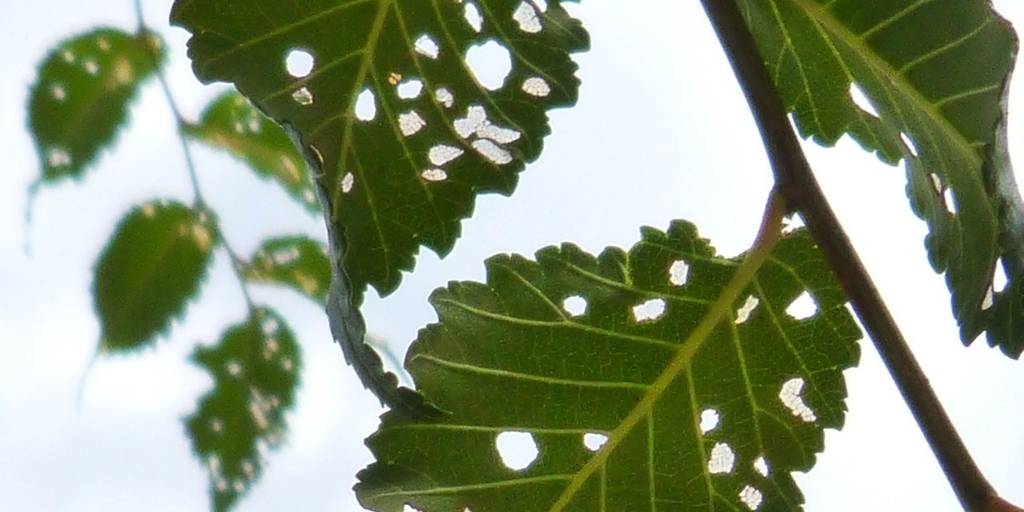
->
[[28, 28, 163, 183], [93, 200, 217, 351], [243, 236, 331, 303], [186, 91, 321, 213], [739, 0, 1023, 356], [186, 308, 301, 512], [358, 221, 861, 511]]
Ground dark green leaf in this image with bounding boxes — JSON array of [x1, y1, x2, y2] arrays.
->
[[358, 222, 861, 511], [186, 92, 320, 213], [243, 236, 331, 303], [186, 308, 301, 512], [93, 200, 216, 351], [28, 28, 164, 183], [740, 0, 1024, 356]]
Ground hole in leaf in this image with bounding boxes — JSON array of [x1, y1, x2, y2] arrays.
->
[[522, 77, 551, 97], [355, 89, 377, 120], [779, 377, 816, 423], [477, 123, 521, 144], [707, 442, 735, 474], [285, 48, 315, 78], [848, 83, 878, 117], [901, 132, 919, 157], [699, 409, 720, 434], [399, 111, 427, 136], [583, 433, 608, 452], [753, 456, 770, 477], [632, 298, 666, 323], [472, 139, 513, 165], [929, 173, 943, 195], [47, 147, 72, 168], [84, 59, 99, 76], [735, 295, 759, 324], [262, 317, 280, 334], [51, 84, 67, 101], [562, 295, 587, 317], [785, 292, 817, 320], [943, 187, 958, 214], [341, 172, 355, 194], [436, 87, 455, 108], [403, 505, 424, 512], [210, 418, 224, 433], [739, 485, 763, 510], [668, 260, 690, 286], [993, 260, 1009, 293], [62, 50, 75, 63], [414, 34, 440, 59], [429, 145, 464, 166], [455, 105, 487, 138], [421, 169, 447, 182], [397, 78, 424, 99], [226, 360, 243, 377], [495, 432, 538, 471], [782, 213, 805, 234], [466, 40, 512, 91], [464, 2, 483, 32], [513, 2, 543, 33], [982, 286, 995, 311], [292, 87, 314, 105]]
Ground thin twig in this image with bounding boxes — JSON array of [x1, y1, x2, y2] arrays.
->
[[132, 0, 256, 312], [699, 1, 1020, 511]]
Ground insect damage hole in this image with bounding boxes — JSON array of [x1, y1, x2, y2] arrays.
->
[[466, 41, 512, 91], [993, 260, 1009, 293], [414, 34, 440, 59], [399, 111, 426, 136], [848, 82, 879, 117], [562, 295, 587, 317], [429, 144, 464, 166], [403, 505, 425, 512], [397, 78, 424, 99], [739, 485, 763, 510], [632, 298, 666, 323], [734, 295, 759, 324], [285, 49, 314, 78], [753, 456, 770, 477], [513, 2, 543, 33], [943, 188, 958, 214], [699, 409, 720, 434], [464, 2, 484, 32], [355, 89, 377, 121], [522, 77, 551, 97], [583, 433, 608, 452], [668, 260, 690, 286], [707, 442, 735, 474], [785, 292, 817, 320], [901, 132, 920, 157], [779, 377, 816, 422], [495, 432, 538, 471], [292, 87, 314, 106]]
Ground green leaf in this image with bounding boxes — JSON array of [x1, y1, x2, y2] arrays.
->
[[358, 221, 861, 511], [28, 28, 164, 183], [171, 0, 589, 412], [186, 308, 301, 512], [93, 200, 217, 351], [739, 1, 1024, 355], [242, 236, 331, 303], [186, 91, 321, 213]]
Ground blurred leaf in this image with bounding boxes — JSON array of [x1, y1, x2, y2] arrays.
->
[[243, 236, 331, 303], [93, 200, 216, 351], [171, 0, 589, 413], [186, 308, 301, 512], [28, 28, 164, 183], [740, 0, 1024, 356], [186, 91, 320, 213], [358, 222, 860, 511]]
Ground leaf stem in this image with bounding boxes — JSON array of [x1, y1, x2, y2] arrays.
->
[[699, 1, 1020, 511], [132, 0, 256, 312]]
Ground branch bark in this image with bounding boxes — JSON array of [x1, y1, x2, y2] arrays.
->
[[699, 1, 1020, 511]]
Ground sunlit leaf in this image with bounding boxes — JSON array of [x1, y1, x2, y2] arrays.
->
[[358, 221, 860, 511], [186, 91, 320, 213], [243, 236, 331, 303], [740, 0, 1023, 356], [186, 308, 301, 512], [28, 28, 164, 183], [93, 200, 216, 351]]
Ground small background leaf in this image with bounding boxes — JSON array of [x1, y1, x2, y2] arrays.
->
[[93, 200, 216, 351], [358, 222, 860, 511], [186, 308, 301, 512], [243, 236, 331, 303], [28, 28, 164, 183], [186, 91, 320, 213]]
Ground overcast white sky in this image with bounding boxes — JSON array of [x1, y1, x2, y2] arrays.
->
[[2, 1, 1024, 511]]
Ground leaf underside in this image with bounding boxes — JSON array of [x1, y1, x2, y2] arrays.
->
[[171, 0, 589, 412], [186, 308, 301, 512], [93, 200, 216, 351], [28, 28, 163, 184], [358, 221, 861, 512], [243, 236, 332, 303], [186, 91, 321, 213], [740, 0, 1024, 356]]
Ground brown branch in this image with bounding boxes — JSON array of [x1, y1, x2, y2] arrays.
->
[[698, 1, 1020, 511]]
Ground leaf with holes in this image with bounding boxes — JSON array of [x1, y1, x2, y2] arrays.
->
[[739, 1, 1024, 356], [28, 28, 164, 184], [243, 236, 331, 303], [186, 307, 301, 512], [93, 201, 217, 351], [358, 221, 861, 511], [171, 0, 589, 411], [186, 91, 320, 213]]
